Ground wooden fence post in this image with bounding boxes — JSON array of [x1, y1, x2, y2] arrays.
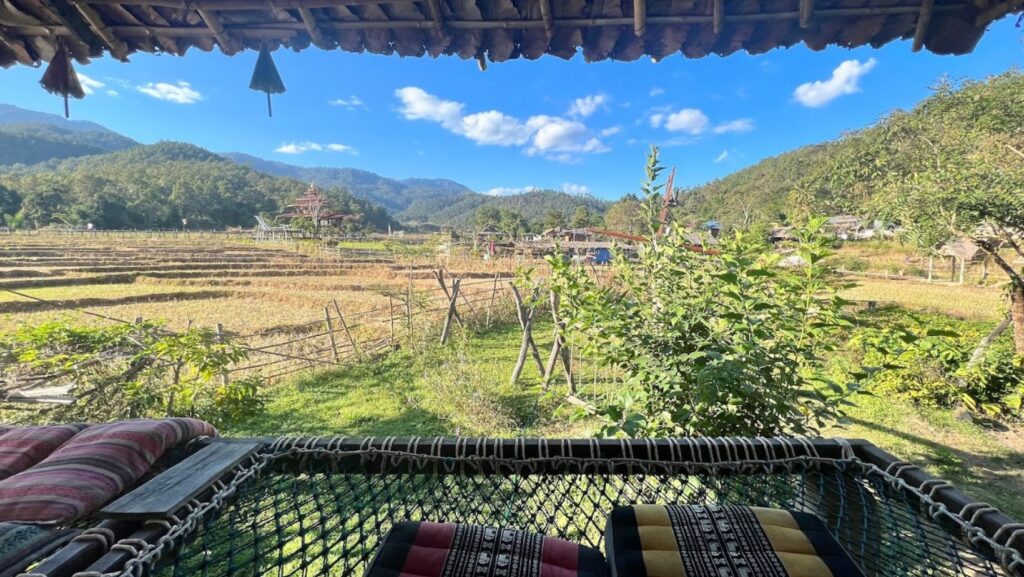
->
[[215, 323, 229, 386], [485, 274, 499, 328], [542, 291, 574, 391], [510, 285, 545, 375], [510, 302, 537, 385], [323, 307, 341, 363], [406, 285, 413, 336], [434, 269, 464, 327], [332, 300, 360, 359], [440, 279, 462, 345], [388, 296, 396, 345]]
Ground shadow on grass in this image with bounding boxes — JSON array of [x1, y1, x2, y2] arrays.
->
[[844, 414, 1024, 518]]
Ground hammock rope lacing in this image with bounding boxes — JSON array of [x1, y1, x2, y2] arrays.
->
[[63, 437, 1024, 577]]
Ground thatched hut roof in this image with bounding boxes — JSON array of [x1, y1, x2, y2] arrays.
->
[[0, 0, 1018, 68]]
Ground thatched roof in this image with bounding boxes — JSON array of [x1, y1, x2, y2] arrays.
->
[[0, 0, 1018, 68]]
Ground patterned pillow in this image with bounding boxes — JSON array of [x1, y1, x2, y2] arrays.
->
[[0, 424, 88, 480], [366, 521, 608, 577], [605, 504, 864, 577], [0, 418, 216, 524]]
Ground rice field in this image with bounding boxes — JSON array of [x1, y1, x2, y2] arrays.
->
[[0, 234, 514, 336]]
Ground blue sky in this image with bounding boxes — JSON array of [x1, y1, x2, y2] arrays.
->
[[1, 19, 1021, 200]]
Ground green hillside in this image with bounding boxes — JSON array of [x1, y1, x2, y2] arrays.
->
[[405, 189, 610, 228], [0, 123, 138, 166], [0, 142, 394, 231], [677, 71, 1024, 227]]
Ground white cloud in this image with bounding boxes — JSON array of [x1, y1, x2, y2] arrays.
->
[[649, 87, 665, 97], [137, 81, 202, 104], [483, 186, 539, 196], [661, 108, 710, 135], [712, 118, 755, 134], [600, 126, 622, 137], [567, 94, 607, 118], [395, 87, 609, 162], [793, 58, 877, 108], [526, 116, 609, 160], [395, 87, 463, 128], [329, 96, 366, 109], [78, 73, 104, 96], [714, 150, 729, 163], [105, 89, 120, 97], [275, 142, 357, 154], [562, 183, 592, 196]]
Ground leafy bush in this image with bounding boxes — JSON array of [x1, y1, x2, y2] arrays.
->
[[0, 319, 264, 425], [847, 310, 1023, 420], [548, 148, 862, 437]]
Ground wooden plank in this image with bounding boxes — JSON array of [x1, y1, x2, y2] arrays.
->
[[539, 0, 554, 38], [297, 6, 329, 47], [632, 0, 645, 36], [911, 0, 933, 52], [798, 0, 814, 28], [712, 0, 723, 33], [28, 520, 138, 577], [100, 442, 259, 519]]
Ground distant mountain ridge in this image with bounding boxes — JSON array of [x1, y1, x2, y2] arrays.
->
[[223, 152, 478, 215], [0, 104, 139, 166]]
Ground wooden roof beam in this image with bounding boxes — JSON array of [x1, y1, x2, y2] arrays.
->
[[798, 0, 813, 28], [69, 0, 131, 59], [195, 8, 238, 53], [423, 0, 447, 37], [712, 0, 723, 33], [297, 7, 328, 47], [47, 0, 113, 57], [0, 29, 35, 65], [539, 0, 554, 37], [911, 0, 933, 52], [633, 0, 645, 35]]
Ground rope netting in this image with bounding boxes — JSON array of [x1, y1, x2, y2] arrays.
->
[[82, 438, 1024, 577]]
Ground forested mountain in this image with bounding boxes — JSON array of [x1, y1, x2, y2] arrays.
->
[[408, 189, 610, 229], [224, 153, 476, 214], [676, 71, 1024, 228], [0, 142, 394, 231], [0, 104, 139, 167]]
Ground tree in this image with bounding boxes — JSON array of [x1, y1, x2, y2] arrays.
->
[[603, 196, 646, 235], [548, 149, 859, 437], [498, 209, 527, 239], [571, 205, 598, 228], [817, 72, 1024, 353], [0, 184, 20, 220], [475, 205, 501, 231], [543, 209, 567, 231]]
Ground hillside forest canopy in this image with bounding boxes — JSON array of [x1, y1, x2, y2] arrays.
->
[[0, 142, 395, 231]]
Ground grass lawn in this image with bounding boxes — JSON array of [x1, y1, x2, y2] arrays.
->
[[840, 278, 1006, 322], [226, 318, 1024, 520]]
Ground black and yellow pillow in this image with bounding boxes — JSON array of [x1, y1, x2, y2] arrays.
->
[[605, 504, 865, 577]]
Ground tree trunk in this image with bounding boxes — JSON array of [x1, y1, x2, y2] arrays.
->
[[1011, 282, 1024, 355], [968, 314, 1011, 368]]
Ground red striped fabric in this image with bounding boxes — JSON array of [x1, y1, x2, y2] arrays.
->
[[0, 424, 87, 480], [0, 418, 216, 524]]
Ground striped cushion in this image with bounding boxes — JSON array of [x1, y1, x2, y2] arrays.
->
[[367, 521, 608, 577], [605, 505, 864, 577], [0, 424, 87, 480], [0, 418, 216, 524]]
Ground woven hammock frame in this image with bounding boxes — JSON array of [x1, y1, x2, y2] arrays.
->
[[42, 437, 1024, 577]]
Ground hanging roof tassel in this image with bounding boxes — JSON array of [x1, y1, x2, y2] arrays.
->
[[39, 39, 85, 119], [249, 42, 286, 118]]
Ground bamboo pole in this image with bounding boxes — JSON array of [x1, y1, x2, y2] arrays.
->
[[332, 300, 360, 358], [510, 304, 537, 385], [509, 285, 545, 374], [485, 273, 499, 328], [440, 279, 461, 345], [388, 295, 396, 345], [323, 307, 340, 363], [434, 269, 464, 327]]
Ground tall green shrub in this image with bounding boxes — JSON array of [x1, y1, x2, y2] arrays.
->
[[548, 148, 860, 437]]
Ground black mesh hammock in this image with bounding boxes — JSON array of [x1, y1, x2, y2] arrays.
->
[[59, 437, 1024, 577]]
